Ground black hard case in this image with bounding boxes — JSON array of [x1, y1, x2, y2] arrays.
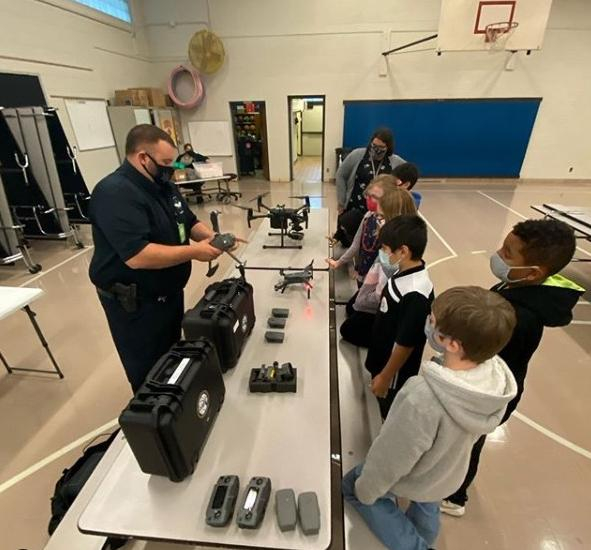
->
[[119, 339, 225, 482], [182, 278, 255, 372]]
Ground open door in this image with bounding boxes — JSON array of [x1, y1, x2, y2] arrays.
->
[[288, 95, 325, 183]]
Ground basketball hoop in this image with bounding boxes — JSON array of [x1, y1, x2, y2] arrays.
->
[[485, 21, 519, 45]]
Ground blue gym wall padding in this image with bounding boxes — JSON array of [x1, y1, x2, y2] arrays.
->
[[343, 98, 542, 178]]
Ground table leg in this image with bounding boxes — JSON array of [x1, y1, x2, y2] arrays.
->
[[7, 305, 65, 379]]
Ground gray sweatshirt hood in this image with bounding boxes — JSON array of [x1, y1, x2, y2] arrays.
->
[[421, 356, 518, 435]]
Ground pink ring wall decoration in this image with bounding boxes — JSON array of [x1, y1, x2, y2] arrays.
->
[[167, 65, 205, 109]]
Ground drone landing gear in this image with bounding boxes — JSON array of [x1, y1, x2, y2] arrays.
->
[[263, 228, 303, 250]]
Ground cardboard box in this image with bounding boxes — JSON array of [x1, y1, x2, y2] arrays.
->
[[114, 89, 149, 107], [132, 87, 167, 108]]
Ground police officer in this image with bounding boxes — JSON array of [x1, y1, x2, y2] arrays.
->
[[89, 124, 223, 392]]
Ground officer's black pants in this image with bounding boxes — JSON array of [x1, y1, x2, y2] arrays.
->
[[98, 291, 184, 393]]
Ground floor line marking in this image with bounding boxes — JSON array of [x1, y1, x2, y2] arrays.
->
[[418, 212, 458, 259], [426, 255, 457, 269], [477, 191, 591, 258], [18, 246, 94, 288], [571, 320, 591, 326], [0, 417, 118, 495], [471, 250, 487, 255], [513, 412, 591, 460]]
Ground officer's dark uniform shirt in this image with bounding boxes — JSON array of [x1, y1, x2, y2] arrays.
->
[[89, 160, 198, 298], [365, 263, 434, 391]]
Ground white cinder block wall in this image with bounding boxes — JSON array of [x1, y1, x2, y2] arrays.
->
[[143, 0, 591, 182], [1, 0, 590, 184], [0, 0, 156, 188]]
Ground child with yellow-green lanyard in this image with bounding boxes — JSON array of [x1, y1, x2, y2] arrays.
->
[[442, 218, 584, 517]]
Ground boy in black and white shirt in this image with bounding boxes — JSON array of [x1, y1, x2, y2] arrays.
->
[[366, 215, 434, 419]]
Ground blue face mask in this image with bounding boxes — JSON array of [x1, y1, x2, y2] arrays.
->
[[379, 249, 400, 275]]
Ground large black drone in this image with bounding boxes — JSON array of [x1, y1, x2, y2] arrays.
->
[[274, 260, 315, 299], [233, 193, 311, 250]]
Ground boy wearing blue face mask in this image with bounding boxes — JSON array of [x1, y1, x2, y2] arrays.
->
[[442, 219, 583, 517], [365, 215, 434, 419], [343, 286, 517, 550]]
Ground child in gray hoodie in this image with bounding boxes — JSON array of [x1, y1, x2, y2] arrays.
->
[[342, 286, 518, 550]]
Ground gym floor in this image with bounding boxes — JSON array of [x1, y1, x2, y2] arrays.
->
[[0, 176, 590, 550]]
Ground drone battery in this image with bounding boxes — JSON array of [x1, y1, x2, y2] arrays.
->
[[183, 277, 255, 372], [271, 308, 290, 318], [265, 331, 284, 344], [275, 489, 297, 532], [298, 492, 321, 536], [119, 339, 225, 482], [267, 317, 286, 329]]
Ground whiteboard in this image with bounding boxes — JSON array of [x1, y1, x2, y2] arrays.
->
[[65, 99, 115, 151], [188, 121, 233, 156]]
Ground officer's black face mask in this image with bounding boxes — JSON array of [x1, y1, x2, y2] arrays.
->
[[143, 152, 175, 185]]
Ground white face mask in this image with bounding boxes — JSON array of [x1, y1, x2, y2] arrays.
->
[[379, 249, 400, 275], [489, 252, 537, 284], [424, 318, 447, 354]]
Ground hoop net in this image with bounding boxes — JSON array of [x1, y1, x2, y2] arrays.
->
[[485, 21, 520, 49]]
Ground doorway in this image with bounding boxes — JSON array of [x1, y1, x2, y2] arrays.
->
[[229, 101, 270, 180], [288, 95, 325, 183]]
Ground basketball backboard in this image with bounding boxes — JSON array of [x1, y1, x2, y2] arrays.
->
[[437, 0, 553, 52]]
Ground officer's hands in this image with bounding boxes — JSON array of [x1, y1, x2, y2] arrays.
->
[[190, 241, 223, 262]]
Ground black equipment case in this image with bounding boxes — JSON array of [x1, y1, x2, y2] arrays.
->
[[119, 339, 225, 482], [182, 277, 255, 372]]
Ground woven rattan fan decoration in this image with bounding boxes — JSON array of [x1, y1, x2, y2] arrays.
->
[[188, 29, 225, 74]]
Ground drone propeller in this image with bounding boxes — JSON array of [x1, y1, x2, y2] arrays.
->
[[288, 195, 325, 199], [229, 203, 253, 212], [248, 192, 270, 203]]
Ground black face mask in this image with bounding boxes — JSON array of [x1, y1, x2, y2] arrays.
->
[[369, 143, 387, 160], [143, 152, 175, 185]]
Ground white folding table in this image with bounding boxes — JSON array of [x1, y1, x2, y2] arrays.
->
[[531, 204, 591, 262], [175, 175, 241, 204], [76, 208, 344, 549], [0, 286, 64, 378], [233, 209, 330, 270]]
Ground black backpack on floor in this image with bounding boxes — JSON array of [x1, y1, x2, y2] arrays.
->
[[48, 429, 126, 548]]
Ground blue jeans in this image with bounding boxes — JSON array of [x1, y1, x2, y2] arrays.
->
[[342, 465, 440, 550]]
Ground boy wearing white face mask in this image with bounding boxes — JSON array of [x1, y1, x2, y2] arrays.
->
[[344, 287, 517, 550], [365, 215, 434, 419], [442, 219, 583, 517]]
